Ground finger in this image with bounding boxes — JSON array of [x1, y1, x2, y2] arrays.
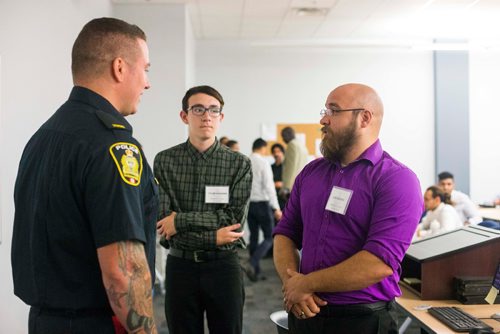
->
[[304, 298, 320, 314], [292, 304, 307, 319], [286, 268, 298, 276], [312, 294, 328, 306], [227, 223, 241, 231], [285, 300, 294, 312], [230, 231, 244, 238]]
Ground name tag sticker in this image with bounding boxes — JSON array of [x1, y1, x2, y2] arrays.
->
[[325, 186, 353, 215], [205, 186, 229, 204]]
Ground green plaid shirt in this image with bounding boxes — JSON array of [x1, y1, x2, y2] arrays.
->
[[154, 139, 252, 251]]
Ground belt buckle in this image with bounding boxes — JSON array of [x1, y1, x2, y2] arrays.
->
[[193, 250, 205, 263]]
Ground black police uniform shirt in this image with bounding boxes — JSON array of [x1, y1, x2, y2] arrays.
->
[[11, 86, 158, 311]]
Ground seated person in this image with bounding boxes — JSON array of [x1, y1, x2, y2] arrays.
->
[[414, 186, 462, 241], [438, 171, 482, 226]]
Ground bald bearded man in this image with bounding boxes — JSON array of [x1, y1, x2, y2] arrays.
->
[[273, 83, 423, 334]]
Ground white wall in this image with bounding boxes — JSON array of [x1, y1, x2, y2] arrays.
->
[[469, 50, 500, 203], [195, 41, 436, 189], [0, 2, 113, 331], [113, 3, 191, 163]]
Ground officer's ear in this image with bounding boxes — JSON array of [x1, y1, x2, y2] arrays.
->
[[111, 57, 126, 83]]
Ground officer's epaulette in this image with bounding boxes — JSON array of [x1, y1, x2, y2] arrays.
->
[[95, 109, 132, 131]]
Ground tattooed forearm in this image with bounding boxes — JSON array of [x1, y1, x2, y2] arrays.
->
[[127, 309, 156, 334], [105, 284, 127, 309], [100, 241, 157, 334]]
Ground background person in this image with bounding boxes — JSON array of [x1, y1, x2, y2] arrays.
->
[[437, 171, 482, 226], [245, 138, 282, 282], [280, 127, 308, 197], [219, 136, 229, 146], [226, 139, 240, 152], [414, 186, 462, 241], [271, 143, 287, 211], [11, 17, 157, 333], [154, 85, 252, 334], [273, 83, 423, 334]]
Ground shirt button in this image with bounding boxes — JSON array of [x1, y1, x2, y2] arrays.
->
[[340, 169, 344, 173]]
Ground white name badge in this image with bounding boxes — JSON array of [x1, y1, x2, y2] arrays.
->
[[325, 186, 353, 215], [205, 186, 230, 204]]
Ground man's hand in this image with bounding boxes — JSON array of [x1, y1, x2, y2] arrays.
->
[[157, 212, 177, 240], [282, 268, 327, 319], [274, 209, 282, 221], [286, 295, 326, 319], [216, 223, 244, 246]]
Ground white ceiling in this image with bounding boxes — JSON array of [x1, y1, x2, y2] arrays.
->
[[114, 0, 500, 47]]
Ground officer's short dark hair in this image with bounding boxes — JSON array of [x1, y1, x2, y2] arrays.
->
[[438, 171, 454, 181], [182, 86, 224, 111], [271, 143, 285, 153], [72, 17, 146, 81], [252, 138, 267, 151]]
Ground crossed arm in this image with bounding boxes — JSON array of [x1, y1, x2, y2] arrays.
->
[[273, 234, 393, 319]]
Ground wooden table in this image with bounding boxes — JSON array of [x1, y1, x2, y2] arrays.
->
[[480, 207, 500, 222], [396, 285, 500, 333]]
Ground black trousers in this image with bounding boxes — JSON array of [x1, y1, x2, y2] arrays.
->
[[28, 307, 114, 334], [164, 253, 245, 334], [288, 302, 398, 334], [247, 201, 274, 274]]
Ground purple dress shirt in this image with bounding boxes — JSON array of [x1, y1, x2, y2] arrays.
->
[[273, 140, 423, 305]]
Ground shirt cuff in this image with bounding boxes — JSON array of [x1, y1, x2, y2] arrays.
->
[[174, 213, 187, 233]]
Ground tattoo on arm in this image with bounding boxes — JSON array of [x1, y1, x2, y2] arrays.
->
[[127, 309, 155, 333], [107, 241, 156, 333], [106, 284, 128, 309]]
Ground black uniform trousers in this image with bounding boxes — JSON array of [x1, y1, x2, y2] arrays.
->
[[288, 301, 398, 334], [164, 252, 245, 334], [29, 306, 114, 334]]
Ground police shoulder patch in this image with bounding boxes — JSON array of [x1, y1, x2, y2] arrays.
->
[[109, 142, 143, 186]]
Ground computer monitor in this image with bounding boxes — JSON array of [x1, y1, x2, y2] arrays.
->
[[492, 262, 500, 290]]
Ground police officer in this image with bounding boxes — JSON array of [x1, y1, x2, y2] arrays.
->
[[11, 18, 158, 333]]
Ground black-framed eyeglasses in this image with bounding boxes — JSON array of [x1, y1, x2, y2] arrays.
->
[[187, 105, 222, 117], [320, 108, 365, 117]]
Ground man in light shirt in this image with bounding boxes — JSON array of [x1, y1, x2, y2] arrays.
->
[[246, 138, 282, 281], [438, 171, 483, 226], [414, 186, 462, 240], [281, 127, 308, 194]]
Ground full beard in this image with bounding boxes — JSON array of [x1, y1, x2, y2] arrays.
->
[[320, 119, 358, 163]]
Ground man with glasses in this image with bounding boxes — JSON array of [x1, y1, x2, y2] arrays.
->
[[273, 83, 423, 334], [154, 85, 252, 334]]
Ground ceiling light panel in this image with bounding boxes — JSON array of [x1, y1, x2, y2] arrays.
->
[[290, 0, 337, 7]]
